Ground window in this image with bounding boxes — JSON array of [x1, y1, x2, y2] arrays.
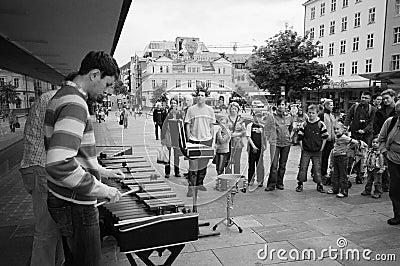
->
[[151, 80, 156, 88], [321, 2, 326, 16], [394, 27, 400, 44], [152, 66, 155, 73], [329, 43, 334, 56], [162, 80, 167, 88], [318, 46, 324, 57], [319, 25, 325, 37], [330, 21, 335, 34], [341, 17, 347, 31], [368, 7, 376, 24], [160, 66, 163, 73], [219, 80, 224, 88], [35, 80, 42, 89], [392, 54, 400, 70], [354, 12, 361, 28], [367, 33, 374, 49], [356, 0, 362, 3], [0, 77, 5, 85], [396, 0, 400, 15], [340, 40, 346, 54], [365, 59, 372, 73], [223, 68, 225, 74], [166, 66, 169, 73], [311, 6, 316, 19], [310, 28, 315, 40], [327, 63, 333, 76], [13, 78, 19, 88], [342, 0, 348, 8], [353, 36, 360, 51], [176, 80, 181, 88], [206, 80, 211, 88], [351, 61, 358, 75], [188, 67, 191, 73], [187, 80, 192, 88], [339, 63, 345, 76], [331, 0, 337, 12]]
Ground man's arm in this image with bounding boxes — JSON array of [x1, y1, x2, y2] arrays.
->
[[377, 118, 391, 154], [344, 104, 354, 127]]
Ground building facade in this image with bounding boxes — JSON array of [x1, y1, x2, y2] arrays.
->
[[383, 0, 400, 73], [303, 0, 389, 110]]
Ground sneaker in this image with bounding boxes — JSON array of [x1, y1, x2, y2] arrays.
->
[[361, 191, 371, 196], [174, 173, 182, 177], [296, 183, 303, 192], [317, 184, 325, 193], [387, 217, 400, 225], [165, 174, 170, 178], [197, 185, 207, 191], [258, 182, 264, 188], [371, 194, 381, 199], [336, 192, 346, 198], [327, 189, 336, 194], [265, 186, 275, 191], [249, 180, 254, 186], [276, 184, 284, 190]]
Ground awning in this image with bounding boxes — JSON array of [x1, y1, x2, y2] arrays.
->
[[0, 0, 132, 85], [359, 70, 400, 84]]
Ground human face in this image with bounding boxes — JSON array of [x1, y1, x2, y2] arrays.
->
[[219, 118, 228, 129], [382, 94, 394, 106], [89, 70, 115, 98], [254, 114, 262, 123], [325, 101, 334, 111], [197, 91, 206, 105], [334, 125, 345, 136], [170, 100, 177, 108], [371, 138, 379, 149], [277, 101, 286, 114], [360, 94, 371, 105], [374, 96, 382, 107], [308, 109, 318, 121], [229, 105, 239, 115]]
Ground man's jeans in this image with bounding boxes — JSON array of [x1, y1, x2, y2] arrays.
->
[[297, 150, 322, 184], [19, 166, 64, 266], [267, 145, 291, 188], [47, 193, 102, 266]]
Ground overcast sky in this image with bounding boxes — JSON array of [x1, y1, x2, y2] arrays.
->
[[113, 0, 305, 65]]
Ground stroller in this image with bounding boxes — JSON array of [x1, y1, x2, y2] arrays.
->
[[347, 141, 367, 188]]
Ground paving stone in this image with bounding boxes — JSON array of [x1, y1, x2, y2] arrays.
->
[[253, 222, 325, 242], [206, 215, 263, 229], [345, 228, 400, 250], [305, 217, 369, 235]]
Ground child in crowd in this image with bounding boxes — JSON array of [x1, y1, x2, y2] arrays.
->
[[246, 110, 265, 187], [214, 116, 231, 175], [328, 122, 367, 198], [361, 137, 385, 198], [296, 105, 328, 193]]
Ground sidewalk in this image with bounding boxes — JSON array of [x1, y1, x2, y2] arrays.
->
[[0, 114, 399, 266]]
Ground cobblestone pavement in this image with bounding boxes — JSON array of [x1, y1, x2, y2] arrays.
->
[[1, 114, 399, 266]]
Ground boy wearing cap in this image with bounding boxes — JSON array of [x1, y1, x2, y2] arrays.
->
[[246, 110, 265, 187]]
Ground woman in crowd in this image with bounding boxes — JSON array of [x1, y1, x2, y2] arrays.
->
[[264, 97, 294, 191], [161, 98, 183, 178], [225, 102, 246, 174]]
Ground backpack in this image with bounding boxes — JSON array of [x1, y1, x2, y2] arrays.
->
[[388, 116, 398, 135], [354, 103, 372, 117]]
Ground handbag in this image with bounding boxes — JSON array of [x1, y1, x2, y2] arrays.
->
[[156, 145, 169, 165]]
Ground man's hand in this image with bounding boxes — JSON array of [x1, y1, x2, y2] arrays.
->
[[106, 187, 122, 203], [357, 129, 365, 134], [252, 146, 259, 153], [108, 169, 125, 180]]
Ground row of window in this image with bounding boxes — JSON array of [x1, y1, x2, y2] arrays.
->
[[327, 54, 400, 77], [309, 9, 375, 40], [150, 65, 227, 74], [151, 79, 226, 89], [0, 77, 21, 87], [310, 0, 400, 20], [318, 27, 400, 58]]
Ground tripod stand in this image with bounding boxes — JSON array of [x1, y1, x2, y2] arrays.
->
[[212, 176, 246, 233]]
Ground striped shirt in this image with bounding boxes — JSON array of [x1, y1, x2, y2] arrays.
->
[[44, 81, 109, 205], [21, 90, 57, 168], [298, 118, 329, 152]]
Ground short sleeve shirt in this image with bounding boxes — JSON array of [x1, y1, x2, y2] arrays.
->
[[184, 104, 215, 141]]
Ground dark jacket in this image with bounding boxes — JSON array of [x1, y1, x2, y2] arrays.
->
[[373, 104, 396, 135], [344, 103, 376, 137], [153, 107, 167, 124]]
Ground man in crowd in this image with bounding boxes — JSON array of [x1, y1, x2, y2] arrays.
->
[[344, 91, 376, 183], [153, 102, 167, 140], [45, 51, 125, 265], [372, 93, 382, 110], [184, 86, 215, 197]]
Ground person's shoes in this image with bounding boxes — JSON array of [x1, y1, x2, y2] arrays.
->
[[174, 173, 181, 177], [372, 194, 381, 199], [327, 189, 336, 194], [387, 217, 400, 225], [296, 183, 303, 192], [265, 186, 275, 191], [336, 192, 347, 198], [258, 182, 264, 188], [197, 185, 207, 191], [186, 187, 193, 197], [316, 184, 325, 193], [249, 180, 254, 186], [156, 138, 159, 140], [276, 184, 284, 190], [361, 191, 371, 196], [165, 174, 170, 178]]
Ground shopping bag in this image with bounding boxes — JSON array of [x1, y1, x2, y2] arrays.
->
[[157, 145, 169, 165]]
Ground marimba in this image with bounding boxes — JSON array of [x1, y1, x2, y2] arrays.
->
[[98, 153, 198, 266]]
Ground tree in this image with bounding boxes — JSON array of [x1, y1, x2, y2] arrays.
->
[[113, 80, 128, 96], [0, 81, 19, 115], [151, 85, 167, 105], [247, 29, 329, 102]]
